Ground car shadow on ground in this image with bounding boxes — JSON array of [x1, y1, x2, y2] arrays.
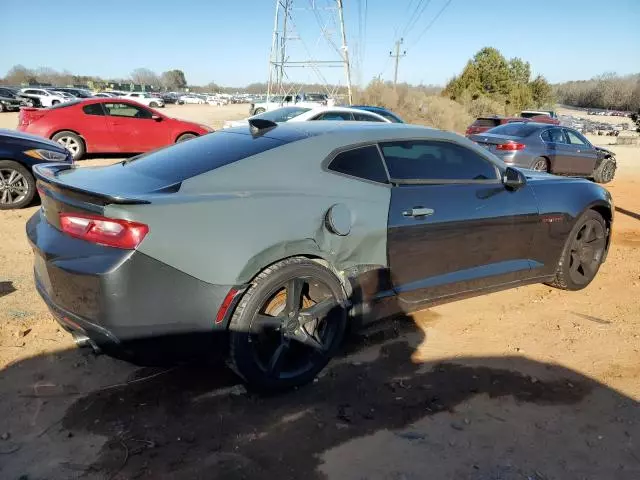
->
[[1, 312, 639, 480]]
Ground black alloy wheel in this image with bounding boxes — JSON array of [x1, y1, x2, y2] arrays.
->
[[567, 218, 607, 286], [228, 258, 347, 389]]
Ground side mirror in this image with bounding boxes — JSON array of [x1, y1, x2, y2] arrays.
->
[[151, 114, 162, 122], [503, 166, 526, 190]]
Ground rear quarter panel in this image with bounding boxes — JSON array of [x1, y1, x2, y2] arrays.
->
[[527, 175, 613, 274], [105, 135, 391, 286]]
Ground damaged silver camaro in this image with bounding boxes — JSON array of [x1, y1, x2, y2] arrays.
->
[[28, 120, 613, 389]]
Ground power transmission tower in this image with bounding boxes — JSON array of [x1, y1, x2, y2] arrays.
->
[[267, 0, 353, 104], [390, 38, 406, 88]]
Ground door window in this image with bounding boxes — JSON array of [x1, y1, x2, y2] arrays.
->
[[352, 112, 384, 122], [380, 140, 499, 181], [104, 102, 152, 119], [328, 146, 388, 184], [82, 103, 105, 116], [313, 111, 353, 121], [541, 128, 566, 143], [564, 129, 589, 146]]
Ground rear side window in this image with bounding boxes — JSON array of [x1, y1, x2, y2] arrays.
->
[[352, 112, 384, 122], [328, 146, 388, 184], [124, 131, 286, 182], [83, 103, 104, 116], [381, 140, 498, 181], [486, 123, 539, 137], [473, 118, 500, 127], [314, 111, 353, 121], [541, 128, 566, 143]]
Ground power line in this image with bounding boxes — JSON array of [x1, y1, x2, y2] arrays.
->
[[407, 0, 453, 51], [402, 0, 432, 39], [393, 0, 417, 41]]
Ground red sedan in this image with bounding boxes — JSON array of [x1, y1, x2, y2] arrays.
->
[[17, 98, 212, 160]]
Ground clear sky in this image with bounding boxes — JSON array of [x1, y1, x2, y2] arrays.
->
[[1, 0, 639, 87]]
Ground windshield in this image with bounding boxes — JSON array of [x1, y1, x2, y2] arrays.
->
[[252, 107, 310, 123], [486, 123, 540, 137]]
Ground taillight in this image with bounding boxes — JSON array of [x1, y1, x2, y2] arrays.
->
[[496, 142, 525, 151], [59, 213, 149, 249]]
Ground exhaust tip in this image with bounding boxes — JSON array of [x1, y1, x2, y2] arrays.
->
[[72, 333, 101, 354]]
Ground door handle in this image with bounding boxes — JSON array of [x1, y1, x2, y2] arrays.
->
[[402, 207, 435, 218]]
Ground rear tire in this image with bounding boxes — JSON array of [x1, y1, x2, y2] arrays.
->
[[531, 157, 549, 172], [0, 103, 5, 113], [52, 131, 85, 161], [547, 210, 608, 291], [51, 100, 60, 106], [592, 157, 616, 184], [176, 133, 197, 143], [253, 108, 266, 115], [149, 102, 159, 108], [0, 160, 36, 210], [228, 258, 347, 390]]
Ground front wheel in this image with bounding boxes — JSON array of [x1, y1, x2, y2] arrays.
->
[[547, 210, 608, 291], [253, 108, 266, 115], [0, 160, 36, 209], [592, 157, 616, 184], [149, 101, 158, 108], [51, 100, 60, 106], [228, 258, 348, 390]]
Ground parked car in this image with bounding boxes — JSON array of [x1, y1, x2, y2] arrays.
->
[[51, 90, 77, 100], [521, 110, 558, 119], [0, 129, 73, 209], [223, 106, 390, 129], [250, 92, 328, 115], [465, 115, 559, 136], [0, 87, 26, 112], [27, 121, 613, 389], [18, 88, 69, 108], [17, 98, 212, 160], [121, 92, 165, 108], [469, 122, 616, 183], [350, 105, 404, 123], [93, 92, 119, 98], [53, 87, 93, 98], [179, 94, 206, 104]]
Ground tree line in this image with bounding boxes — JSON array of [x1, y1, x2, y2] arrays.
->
[[554, 73, 640, 111]]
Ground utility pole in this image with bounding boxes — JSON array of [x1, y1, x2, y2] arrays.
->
[[266, 0, 352, 104], [390, 38, 407, 88]]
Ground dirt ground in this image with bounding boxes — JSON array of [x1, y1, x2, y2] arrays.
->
[[0, 105, 638, 480]]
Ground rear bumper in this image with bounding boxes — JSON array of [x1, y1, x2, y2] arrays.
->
[[27, 209, 244, 364]]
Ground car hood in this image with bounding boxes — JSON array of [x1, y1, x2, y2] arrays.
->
[[0, 128, 67, 152], [595, 146, 614, 156]]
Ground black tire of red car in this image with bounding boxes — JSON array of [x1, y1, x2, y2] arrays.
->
[[52, 131, 85, 161], [149, 102, 159, 108], [176, 133, 197, 143], [0, 160, 36, 210], [228, 257, 348, 390], [547, 209, 608, 291], [592, 157, 616, 184]]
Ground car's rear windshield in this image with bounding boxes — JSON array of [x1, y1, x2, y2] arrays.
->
[[473, 118, 500, 127], [486, 123, 540, 137], [123, 131, 287, 182]]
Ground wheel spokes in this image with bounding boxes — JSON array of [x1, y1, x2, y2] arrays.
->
[[1, 190, 9, 204], [268, 342, 289, 377], [285, 278, 304, 316], [298, 297, 338, 326], [251, 314, 285, 332]]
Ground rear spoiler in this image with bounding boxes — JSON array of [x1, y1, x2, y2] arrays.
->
[[33, 163, 151, 205]]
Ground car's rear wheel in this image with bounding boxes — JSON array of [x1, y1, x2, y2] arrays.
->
[[592, 157, 616, 184], [51, 100, 60, 106], [149, 101, 159, 108], [24, 98, 35, 107], [228, 258, 347, 390], [0, 160, 36, 210], [547, 210, 608, 291], [253, 108, 266, 115], [52, 131, 85, 161], [532, 157, 549, 172], [176, 133, 197, 143], [0, 103, 5, 113]]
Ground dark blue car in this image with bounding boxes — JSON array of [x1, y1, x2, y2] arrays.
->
[[351, 105, 404, 123], [0, 129, 73, 209]]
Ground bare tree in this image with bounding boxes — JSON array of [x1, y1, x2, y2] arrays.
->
[[130, 68, 160, 87]]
